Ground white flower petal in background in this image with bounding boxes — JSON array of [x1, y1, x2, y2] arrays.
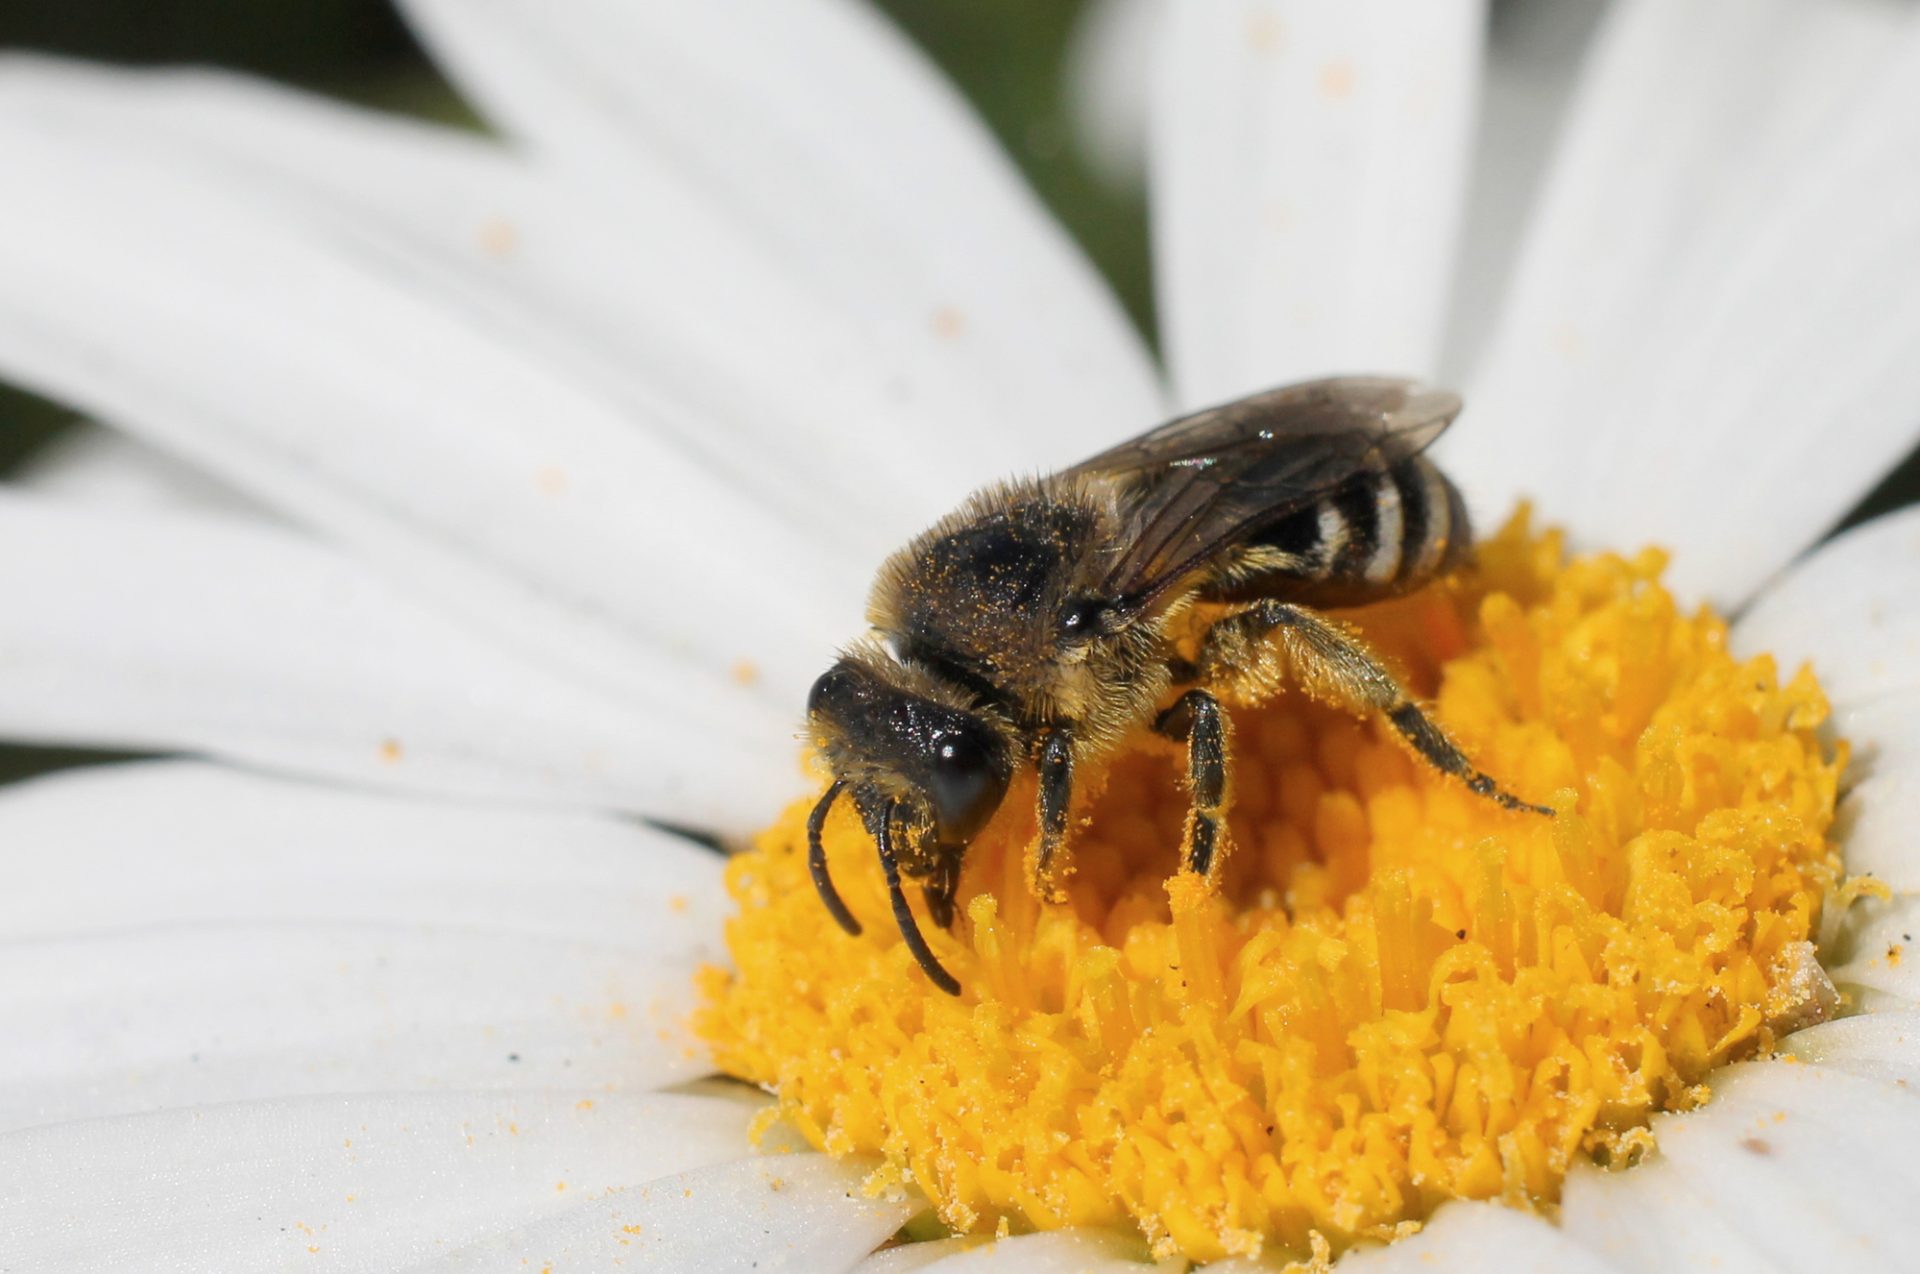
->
[[1438, 0, 1609, 381], [1063, 0, 1157, 191], [1778, 1010, 1920, 1085], [1152, 0, 1486, 406], [0, 1093, 844, 1271], [406, 1155, 917, 1274], [849, 1237, 972, 1274], [399, 0, 1165, 473], [0, 495, 798, 824], [1737, 507, 1920, 891], [0, 762, 734, 1128], [1822, 894, 1920, 1007], [1335, 1200, 1612, 1274], [0, 108, 854, 718], [1559, 1061, 1920, 1272], [0, 762, 727, 949], [0, 56, 990, 554], [16, 422, 264, 516], [909, 1230, 1146, 1272], [1451, 0, 1920, 608], [0, 926, 710, 1130]]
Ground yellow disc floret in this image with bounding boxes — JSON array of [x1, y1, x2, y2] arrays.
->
[[696, 514, 1844, 1264]]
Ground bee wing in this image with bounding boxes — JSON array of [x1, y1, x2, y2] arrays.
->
[[1068, 376, 1461, 606]]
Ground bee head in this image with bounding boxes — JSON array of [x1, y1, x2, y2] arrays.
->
[[807, 652, 1014, 851]]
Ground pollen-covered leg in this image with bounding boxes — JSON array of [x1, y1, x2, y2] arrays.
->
[[858, 793, 961, 996], [922, 843, 964, 931], [1154, 688, 1230, 877], [1032, 727, 1075, 896], [1200, 601, 1550, 816]]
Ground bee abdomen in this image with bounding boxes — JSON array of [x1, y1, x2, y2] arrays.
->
[[1210, 455, 1468, 604]]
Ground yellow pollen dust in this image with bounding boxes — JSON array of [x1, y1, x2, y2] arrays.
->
[[696, 514, 1844, 1265]]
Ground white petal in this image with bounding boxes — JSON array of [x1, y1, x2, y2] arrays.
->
[[851, 1238, 972, 1274], [1153, 0, 1487, 407], [918, 1230, 1146, 1272], [1832, 698, 1920, 894], [409, 1154, 914, 1274], [1779, 1010, 1920, 1087], [0, 107, 856, 718], [15, 422, 263, 516], [1438, 0, 1609, 381], [399, 0, 1165, 473], [1453, 0, 1920, 607], [1736, 507, 1920, 710], [1560, 1059, 1920, 1273], [1734, 508, 1920, 891], [0, 925, 712, 1131], [1334, 1200, 1610, 1274], [1823, 893, 1920, 1008], [0, 56, 977, 558], [1064, 0, 1158, 191], [0, 495, 799, 826], [0, 1092, 782, 1269], [0, 761, 728, 947]]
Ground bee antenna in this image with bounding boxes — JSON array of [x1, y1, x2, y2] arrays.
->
[[876, 801, 962, 996], [807, 780, 862, 936]]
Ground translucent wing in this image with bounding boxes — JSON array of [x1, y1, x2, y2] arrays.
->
[[1068, 376, 1461, 606]]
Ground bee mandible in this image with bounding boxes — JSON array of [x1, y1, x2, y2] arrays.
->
[[804, 376, 1548, 994]]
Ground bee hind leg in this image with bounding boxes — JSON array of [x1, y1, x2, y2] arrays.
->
[[1200, 601, 1550, 816], [1154, 688, 1229, 877]]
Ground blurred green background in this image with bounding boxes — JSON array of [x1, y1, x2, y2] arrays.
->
[[0, 0, 1916, 786]]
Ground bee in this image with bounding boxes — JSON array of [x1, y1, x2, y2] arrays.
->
[[804, 376, 1548, 994]]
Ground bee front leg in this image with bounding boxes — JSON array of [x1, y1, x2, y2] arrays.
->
[[1200, 601, 1549, 815], [1033, 727, 1074, 896], [1154, 689, 1229, 877]]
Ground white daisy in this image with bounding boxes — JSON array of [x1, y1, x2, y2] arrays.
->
[[3, 0, 1920, 1269]]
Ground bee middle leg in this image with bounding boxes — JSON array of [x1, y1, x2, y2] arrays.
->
[[1153, 688, 1229, 876], [1198, 601, 1550, 815]]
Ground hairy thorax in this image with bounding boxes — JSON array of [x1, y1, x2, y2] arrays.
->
[[869, 478, 1167, 746]]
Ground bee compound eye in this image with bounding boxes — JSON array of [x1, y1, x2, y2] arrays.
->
[[926, 726, 1009, 846]]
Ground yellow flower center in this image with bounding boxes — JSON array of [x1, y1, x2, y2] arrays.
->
[[696, 514, 1844, 1264]]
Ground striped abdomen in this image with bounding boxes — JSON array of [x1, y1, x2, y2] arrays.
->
[[1203, 454, 1471, 607]]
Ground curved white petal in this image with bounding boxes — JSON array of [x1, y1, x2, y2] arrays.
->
[[851, 1237, 972, 1274], [1560, 1059, 1920, 1272], [1736, 508, 1920, 711], [1064, 0, 1157, 191], [1734, 508, 1920, 891], [0, 762, 728, 946], [918, 1230, 1146, 1272], [0, 56, 981, 558], [1452, 0, 1920, 607], [1153, 0, 1487, 407], [399, 0, 1165, 474], [0, 762, 737, 1128], [1334, 1200, 1610, 1273], [1439, 0, 1610, 381], [15, 422, 264, 516], [0, 1092, 781, 1269], [0, 107, 856, 718], [0, 495, 799, 825], [1779, 1010, 1920, 1087], [0, 925, 711, 1131], [407, 1154, 914, 1274], [1823, 894, 1920, 1007]]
